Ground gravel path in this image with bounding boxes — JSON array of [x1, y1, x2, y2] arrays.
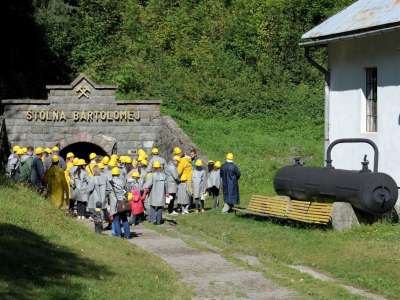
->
[[129, 224, 295, 300]]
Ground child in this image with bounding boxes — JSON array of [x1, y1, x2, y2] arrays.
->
[[94, 201, 103, 234], [192, 159, 207, 213], [208, 160, 222, 208], [177, 174, 190, 214], [128, 172, 144, 225]]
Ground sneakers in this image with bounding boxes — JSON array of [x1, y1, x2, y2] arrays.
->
[[170, 211, 178, 216]]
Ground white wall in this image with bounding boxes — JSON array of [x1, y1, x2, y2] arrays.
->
[[328, 30, 400, 186]]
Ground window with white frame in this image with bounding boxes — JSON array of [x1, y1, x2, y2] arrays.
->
[[366, 67, 377, 132]]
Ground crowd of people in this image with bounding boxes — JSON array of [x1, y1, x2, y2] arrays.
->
[[6, 145, 241, 239]]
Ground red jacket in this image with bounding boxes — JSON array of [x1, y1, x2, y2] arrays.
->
[[130, 188, 144, 215]]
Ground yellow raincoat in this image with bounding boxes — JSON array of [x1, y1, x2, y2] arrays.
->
[[177, 156, 193, 193], [85, 162, 96, 177], [65, 161, 74, 199], [44, 165, 69, 208]]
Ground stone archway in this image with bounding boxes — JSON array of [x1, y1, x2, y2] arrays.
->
[[60, 142, 107, 162], [59, 133, 116, 157]]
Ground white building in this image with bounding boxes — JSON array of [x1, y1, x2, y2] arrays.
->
[[301, 0, 400, 188]]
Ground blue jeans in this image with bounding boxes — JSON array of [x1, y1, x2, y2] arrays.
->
[[112, 212, 130, 239]]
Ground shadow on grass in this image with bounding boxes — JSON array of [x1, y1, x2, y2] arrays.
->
[[0, 224, 112, 300]]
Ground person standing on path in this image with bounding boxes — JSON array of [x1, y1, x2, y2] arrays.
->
[[31, 147, 45, 190], [207, 160, 222, 209], [220, 153, 241, 213], [43, 155, 69, 209], [143, 161, 167, 225], [165, 155, 180, 215], [192, 159, 207, 213]]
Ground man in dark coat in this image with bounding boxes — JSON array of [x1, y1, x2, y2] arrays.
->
[[220, 152, 240, 213]]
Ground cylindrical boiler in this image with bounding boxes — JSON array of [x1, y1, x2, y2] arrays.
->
[[273, 138, 398, 216]]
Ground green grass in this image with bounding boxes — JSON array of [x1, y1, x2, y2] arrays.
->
[[169, 112, 400, 299], [0, 178, 190, 300]]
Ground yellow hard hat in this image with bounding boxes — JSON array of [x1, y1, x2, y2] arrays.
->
[[66, 152, 74, 159], [137, 149, 146, 157], [214, 161, 222, 169], [118, 156, 126, 163], [12, 145, 20, 153], [151, 147, 159, 155], [125, 157, 132, 164], [141, 159, 148, 166], [111, 167, 121, 176], [52, 146, 59, 152], [16, 149, 24, 155], [108, 159, 117, 168], [97, 163, 105, 169], [73, 158, 79, 165], [44, 147, 52, 154], [195, 159, 203, 167], [52, 155, 60, 163], [173, 147, 182, 155], [180, 174, 188, 182], [89, 153, 97, 160], [152, 160, 161, 169], [102, 156, 110, 165], [132, 171, 140, 178], [226, 152, 234, 161], [35, 147, 44, 155], [22, 147, 28, 154], [111, 154, 119, 160], [132, 159, 138, 168], [127, 192, 133, 202], [208, 160, 215, 164], [173, 155, 181, 162], [76, 159, 86, 166]]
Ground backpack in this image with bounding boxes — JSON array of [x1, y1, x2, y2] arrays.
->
[[19, 156, 34, 182]]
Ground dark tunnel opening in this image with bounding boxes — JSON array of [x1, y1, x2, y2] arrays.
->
[[59, 142, 107, 162]]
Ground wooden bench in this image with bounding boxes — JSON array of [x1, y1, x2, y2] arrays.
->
[[233, 195, 333, 225]]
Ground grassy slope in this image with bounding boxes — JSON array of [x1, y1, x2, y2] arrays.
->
[[0, 179, 190, 300], [172, 112, 400, 300]]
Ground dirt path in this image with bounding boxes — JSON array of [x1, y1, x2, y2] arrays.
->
[[129, 224, 295, 300]]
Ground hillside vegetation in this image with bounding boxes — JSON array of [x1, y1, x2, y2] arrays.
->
[[5, 0, 352, 119], [0, 178, 189, 300]]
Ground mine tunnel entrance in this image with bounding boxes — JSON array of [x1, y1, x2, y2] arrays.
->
[[60, 142, 107, 162]]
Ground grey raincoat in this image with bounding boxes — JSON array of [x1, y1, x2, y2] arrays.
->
[[192, 168, 207, 199], [177, 182, 190, 205], [144, 171, 167, 207], [109, 176, 126, 216], [165, 161, 179, 194], [88, 175, 108, 210], [207, 169, 221, 189], [72, 169, 90, 203], [6, 153, 20, 179]]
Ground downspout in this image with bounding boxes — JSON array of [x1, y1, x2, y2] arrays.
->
[[304, 46, 331, 163]]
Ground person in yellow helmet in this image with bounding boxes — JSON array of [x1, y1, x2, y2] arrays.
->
[[192, 159, 207, 213], [207, 160, 222, 209], [71, 159, 89, 219], [147, 147, 166, 172], [177, 173, 190, 214], [51, 145, 66, 171], [43, 148, 53, 172], [43, 155, 69, 209], [142, 160, 167, 225], [109, 167, 130, 239], [6, 145, 21, 179], [19, 146, 35, 183], [65, 152, 75, 213], [221, 153, 241, 213], [165, 155, 180, 215], [31, 147, 45, 189], [177, 149, 193, 197], [87, 163, 107, 218], [86, 152, 98, 177]]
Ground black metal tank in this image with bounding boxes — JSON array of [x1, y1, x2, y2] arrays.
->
[[274, 139, 398, 216]]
